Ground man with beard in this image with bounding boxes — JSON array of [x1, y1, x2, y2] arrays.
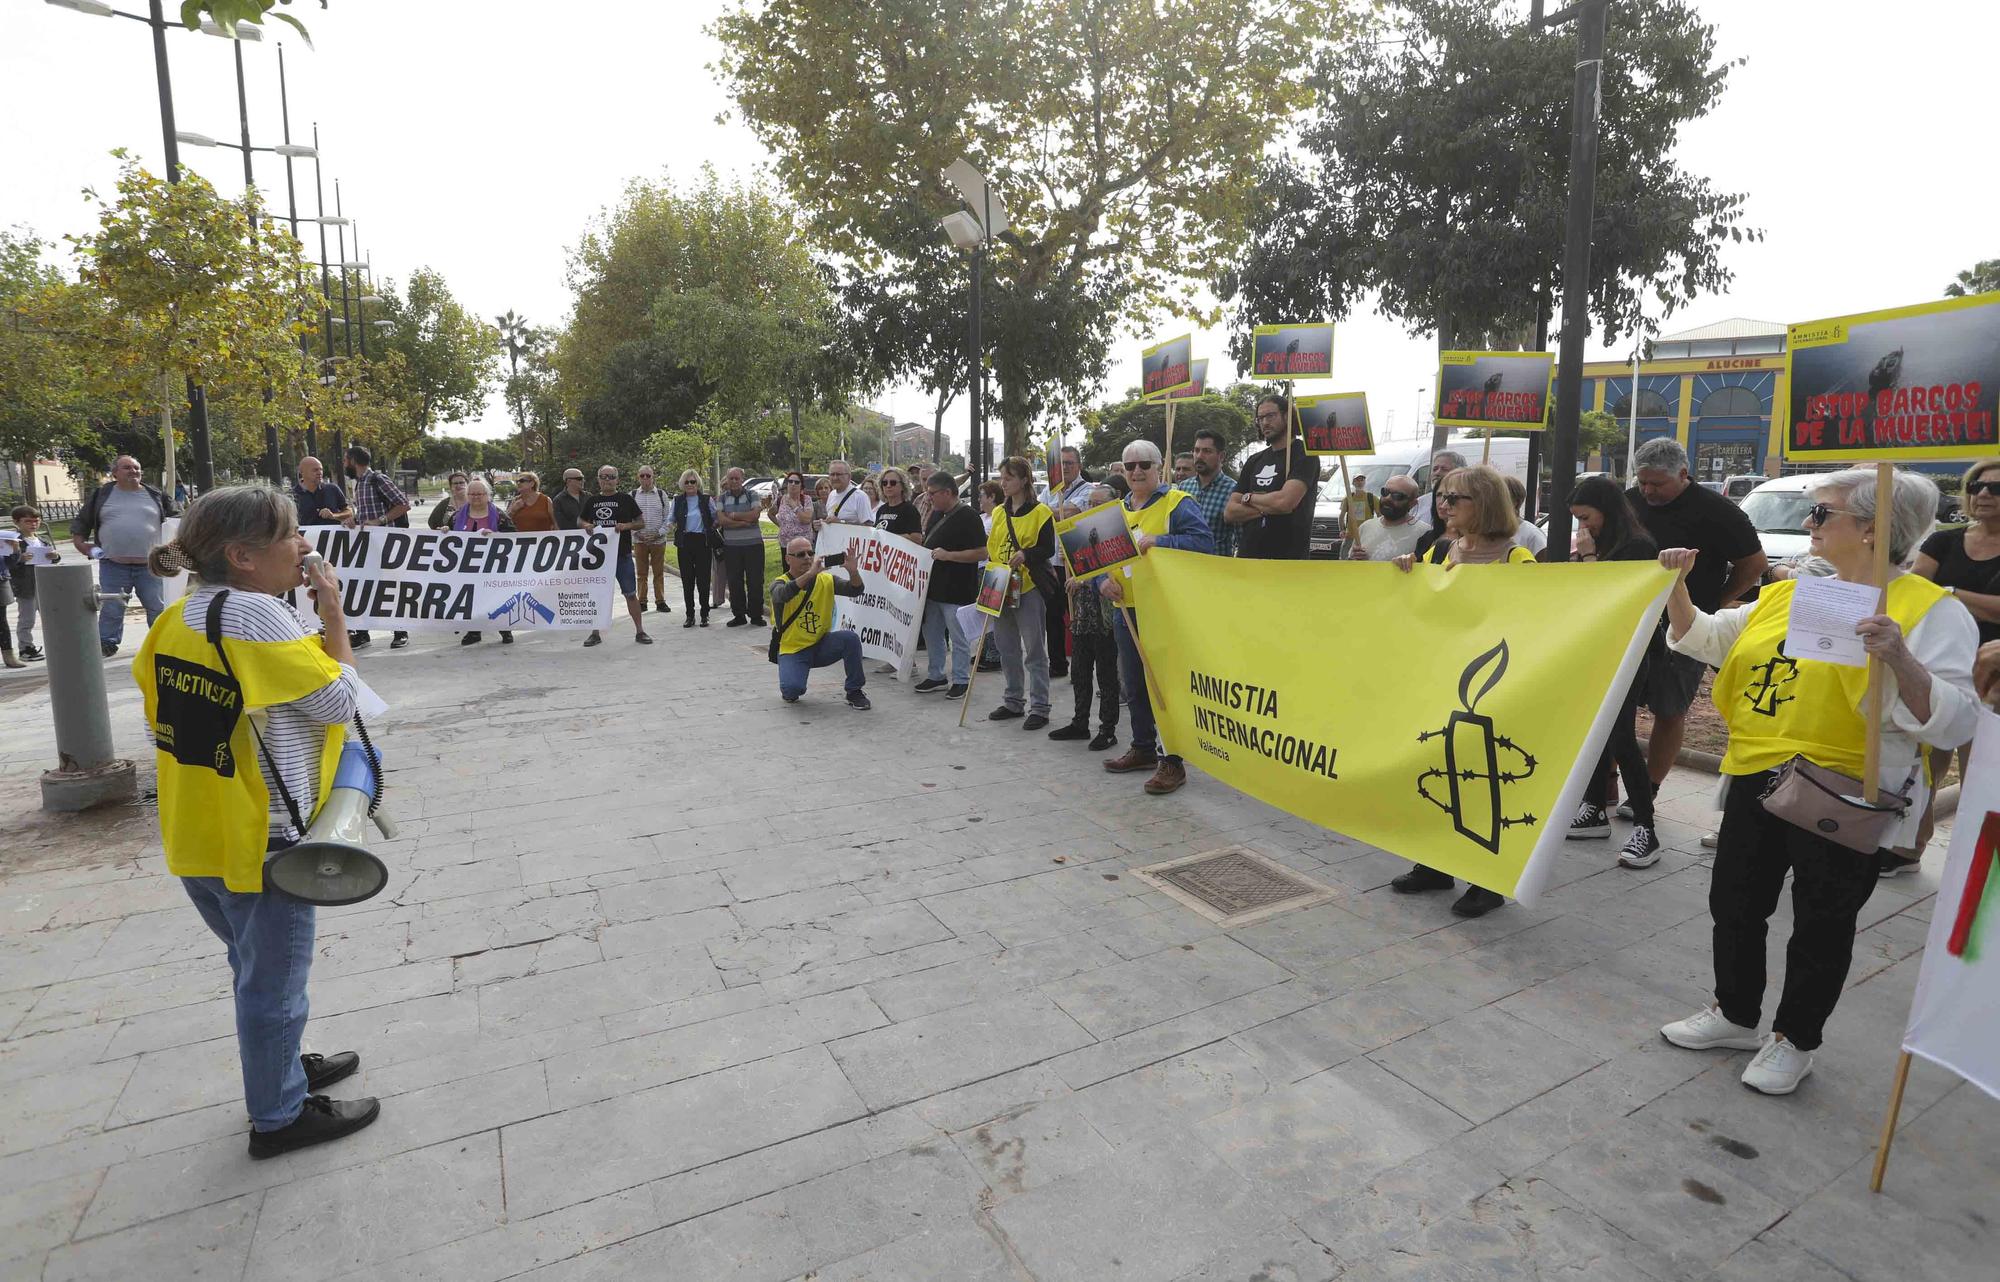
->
[[1224, 395, 1316, 559], [1349, 474, 1426, 560]]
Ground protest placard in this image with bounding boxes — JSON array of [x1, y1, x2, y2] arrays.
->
[[1435, 351, 1556, 431], [1297, 392, 1373, 456], [1057, 500, 1139, 582], [812, 523, 933, 676], [1150, 357, 1208, 402], [1251, 323, 1334, 378], [1140, 333, 1194, 398], [300, 526, 615, 632], [974, 562, 1013, 617]]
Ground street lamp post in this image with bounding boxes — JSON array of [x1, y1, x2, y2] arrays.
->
[[940, 159, 1010, 482]]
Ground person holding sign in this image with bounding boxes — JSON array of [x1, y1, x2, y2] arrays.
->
[[984, 457, 1058, 730], [1098, 440, 1215, 796], [1655, 467, 1981, 1096], [1226, 395, 1316, 560]]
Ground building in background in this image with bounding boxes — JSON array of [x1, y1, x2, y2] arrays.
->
[[890, 422, 951, 465], [2, 459, 81, 505]]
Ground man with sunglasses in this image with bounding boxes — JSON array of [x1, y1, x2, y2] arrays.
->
[[769, 537, 871, 709], [1225, 394, 1317, 559]]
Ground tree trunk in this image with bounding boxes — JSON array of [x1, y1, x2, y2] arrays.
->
[[159, 372, 178, 496]]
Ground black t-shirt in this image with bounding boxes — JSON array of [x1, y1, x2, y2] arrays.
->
[[1920, 526, 2000, 645], [1236, 437, 1318, 560], [553, 489, 588, 530], [583, 491, 642, 560], [874, 501, 922, 537], [1626, 481, 1761, 613], [923, 504, 987, 605]]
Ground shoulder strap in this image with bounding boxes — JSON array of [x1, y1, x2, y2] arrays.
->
[[205, 590, 308, 836], [772, 576, 815, 641]]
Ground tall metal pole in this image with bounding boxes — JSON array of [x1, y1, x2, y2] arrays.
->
[[1626, 333, 1641, 479], [1524, 286, 1550, 524], [1540, 0, 1608, 575], [968, 240, 984, 481], [227, 36, 284, 487], [277, 45, 316, 459], [334, 182, 355, 359], [352, 222, 370, 360]]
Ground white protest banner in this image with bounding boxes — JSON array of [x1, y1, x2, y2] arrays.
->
[[301, 526, 616, 633], [813, 524, 933, 676], [1901, 709, 2000, 1101]]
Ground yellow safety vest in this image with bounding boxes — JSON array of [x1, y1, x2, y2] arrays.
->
[[133, 596, 346, 892], [988, 500, 1054, 594], [1113, 487, 1192, 611], [778, 572, 838, 655], [1712, 575, 1949, 777]]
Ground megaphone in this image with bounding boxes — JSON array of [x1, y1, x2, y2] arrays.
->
[[264, 738, 396, 906]]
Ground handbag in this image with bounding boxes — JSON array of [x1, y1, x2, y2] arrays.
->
[[1758, 756, 1914, 853]]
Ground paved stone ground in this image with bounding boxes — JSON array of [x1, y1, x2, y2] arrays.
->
[[1, 606, 1995, 1281]]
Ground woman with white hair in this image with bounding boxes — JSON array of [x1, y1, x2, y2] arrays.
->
[[1654, 467, 1980, 1096], [670, 468, 720, 627]]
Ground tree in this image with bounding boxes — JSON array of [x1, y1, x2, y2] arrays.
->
[[178, 1, 318, 43], [1220, 0, 1756, 435], [368, 266, 502, 465], [0, 232, 102, 485], [1076, 388, 1256, 471], [1944, 259, 2000, 298], [710, 0, 1341, 456]]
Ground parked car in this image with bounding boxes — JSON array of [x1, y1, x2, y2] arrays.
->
[[1720, 473, 1764, 503]]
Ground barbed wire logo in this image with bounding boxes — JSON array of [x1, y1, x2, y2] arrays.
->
[[1416, 640, 1540, 853], [1744, 652, 1798, 717]]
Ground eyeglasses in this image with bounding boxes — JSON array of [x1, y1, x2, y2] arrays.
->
[[1968, 480, 2000, 496], [1124, 460, 1156, 472], [785, 550, 812, 559], [1806, 503, 1859, 527], [1438, 492, 1468, 506], [883, 480, 902, 488]]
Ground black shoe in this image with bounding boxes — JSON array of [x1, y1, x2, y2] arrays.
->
[[751, 616, 767, 626], [846, 689, 872, 711], [390, 632, 409, 649], [301, 1050, 360, 1092], [1023, 714, 1050, 731], [101, 641, 118, 657], [1451, 886, 1506, 918], [1050, 663, 1070, 679], [635, 632, 654, 645], [500, 632, 514, 644], [988, 706, 1023, 721], [1391, 865, 1456, 895], [782, 692, 801, 703], [349, 631, 371, 648], [977, 659, 1002, 673], [583, 632, 603, 647], [1049, 721, 1090, 741], [945, 684, 968, 700], [247, 1094, 380, 1160], [683, 617, 696, 629], [1088, 729, 1118, 752], [700, 614, 711, 627], [19, 645, 42, 661], [459, 632, 482, 646], [1877, 852, 1922, 879], [915, 678, 948, 693], [725, 616, 749, 628]]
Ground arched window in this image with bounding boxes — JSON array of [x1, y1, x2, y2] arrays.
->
[[1609, 389, 1672, 418], [1698, 386, 1762, 418]]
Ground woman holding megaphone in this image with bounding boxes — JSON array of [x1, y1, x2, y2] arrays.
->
[[136, 485, 382, 1159]]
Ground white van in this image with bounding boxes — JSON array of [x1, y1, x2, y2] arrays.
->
[[1304, 436, 1531, 557]]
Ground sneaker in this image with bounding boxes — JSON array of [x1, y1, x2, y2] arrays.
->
[[500, 632, 514, 645], [247, 1094, 381, 1160], [1143, 759, 1186, 795], [1103, 746, 1159, 774], [1391, 865, 1455, 894], [782, 692, 801, 704], [1877, 852, 1921, 878], [684, 617, 696, 629], [944, 684, 968, 700], [1088, 730, 1118, 752], [914, 678, 948, 694], [634, 632, 654, 645], [1567, 803, 1611, 840], [390, 632, 409, 649], [1048, 721, 1090, 741], [19, 645, 43, 661], [1022, 714, 1049, 731], [583, 632, 602, 647], [846, 689, 872, 711], [1451, 886, 1505, 918], [1699, 831, 1718, 850], [700, 615, 711, 627], [655, 602, 671, 614], [1741, 1035, 1814, 1096], [751, 617, 767, 626], [726, 617, 749, 628], [1660, 1006, 1763, 1052], [301, 1050, 359, 1092], [988, 706, 1023, 722], [348, 631, 372, 648], [1614, 784, 1658, 821], [101, 641, 118, 657], [1617, 826, 1662, 869], [459, 632, 481, 646]]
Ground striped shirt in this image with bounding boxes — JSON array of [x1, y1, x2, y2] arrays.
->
[[187, 586, 359, 840]]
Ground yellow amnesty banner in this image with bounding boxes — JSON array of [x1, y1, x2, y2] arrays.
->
[[1129, 552, 1673, 904]]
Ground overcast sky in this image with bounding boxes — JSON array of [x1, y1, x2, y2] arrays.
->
[[6, 1, 1995, 459]]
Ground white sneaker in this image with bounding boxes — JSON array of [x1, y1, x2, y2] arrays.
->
[[1699, 831, 1719, 850], [1661, 1006, 1763, 1052], [1741, 1036, 1814, 1095]]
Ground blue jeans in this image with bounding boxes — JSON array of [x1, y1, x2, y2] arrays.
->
[[1113, 607, 1176, 765], [922, 599, 971, 684], [778, 630, 865, 701], [97, 560, 167, 647], [182, 875, 316, 1131]]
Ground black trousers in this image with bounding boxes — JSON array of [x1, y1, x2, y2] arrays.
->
[[676, 534, 712, 616], [1710, 770, 1882, 1051], [724, 544, 765, 622], [1069, 627, 1120, 731], [1584, 664, 1653, 826], [1045, 569, 1070, 671]]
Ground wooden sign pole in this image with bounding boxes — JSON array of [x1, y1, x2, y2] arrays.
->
[[1481, 432, 1493, 464], [1861, 459, 1896, 805], [1164, 399, 1177, 472], [958, 614, 994, 727], [1869, 1049, 1915, 1192]]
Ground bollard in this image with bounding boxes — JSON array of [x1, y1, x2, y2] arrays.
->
[[37, 562, 136, 812]]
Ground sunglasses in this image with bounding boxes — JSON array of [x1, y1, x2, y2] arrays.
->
[[1124, 460, 1156, 472], [1438, 492, 1468, 506], [1806, 502, 1861, 527], [785, 550, 812, 559], [883, 480, 902, 488], [1968, 480, 2000, 496]]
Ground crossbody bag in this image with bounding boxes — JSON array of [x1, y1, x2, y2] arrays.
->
[[767, 585, 812, 663], [1759, 757, 1915, 854]]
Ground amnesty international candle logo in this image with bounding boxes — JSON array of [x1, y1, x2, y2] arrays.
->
[[1416, 641, 1540, 854]]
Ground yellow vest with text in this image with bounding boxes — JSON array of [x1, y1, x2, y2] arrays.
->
[[988, 500, 1055, 594], [1712, 575, 1948, 777], [778, 572, 838, 656], [1114, 487, 1193, 611], [133, 596, 346, 892]]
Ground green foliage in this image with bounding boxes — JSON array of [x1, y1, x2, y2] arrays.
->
[[1944, 259, 2000, 298], [1478, 408, 1623, 460], [1076, 392, 1255, 472], [638, 427, 711, 480], [368, 267, 502, 463], [0, 231, 102, 478], [709, 0, 1345, 455], [179, 0, 316, 45], [1221, 0, 1757, 363]]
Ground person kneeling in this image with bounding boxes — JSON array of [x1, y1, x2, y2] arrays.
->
[[770, 536, 871, 710]]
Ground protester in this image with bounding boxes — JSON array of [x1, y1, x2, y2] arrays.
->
[[1046, 446, 1099, 677], [1226, 394, 1317, 559], [811, 476, 833, 525], [770, 536, 871, 709], [773, 471, 815, 546], [290, 456, 348, 529], [0, 532, 23, 667], [1628, 437, 1766, 808], [1172, 453, 1196, 483], [917, 470, 984, 697], [509, 472, 556, 531], [135, 485, 378, 1157], [671, 468, 719, 627], [552, 469, 589, 530], [718, 468, 768, 627], [1348, 475, 1426, 561], [341, 446, 411, 649], [1049, 483, 1122, 750], [581, 465, 652, 647], [1173, 430, 1238, 560], [972, 480, 1006, 672], [1104, 461, 1131, 498], [426, 472, 469, 530], [3, 506, 55, 663], [73, 454, 179, 657], [1341, 472, 1378, 549], [1413, 450, 1467, 528], [1655, 467, 1978, 1095], [1505, 474, 1548, 555], [983, 457, 1057, 729], [452, 478, 516, 647], [871, 468, 922, 541], [907, 461, 935, 525], [1564, 476, 1662, 866], [630, 466, 673, 616], [1098, 440, 1214, 793], [1978, 640, 2000, 707]]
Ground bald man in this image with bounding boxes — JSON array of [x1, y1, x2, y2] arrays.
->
[[74, 455, 177, 656]]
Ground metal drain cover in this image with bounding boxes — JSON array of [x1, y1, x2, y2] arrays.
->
[[1132, 846, 1337, 928]]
